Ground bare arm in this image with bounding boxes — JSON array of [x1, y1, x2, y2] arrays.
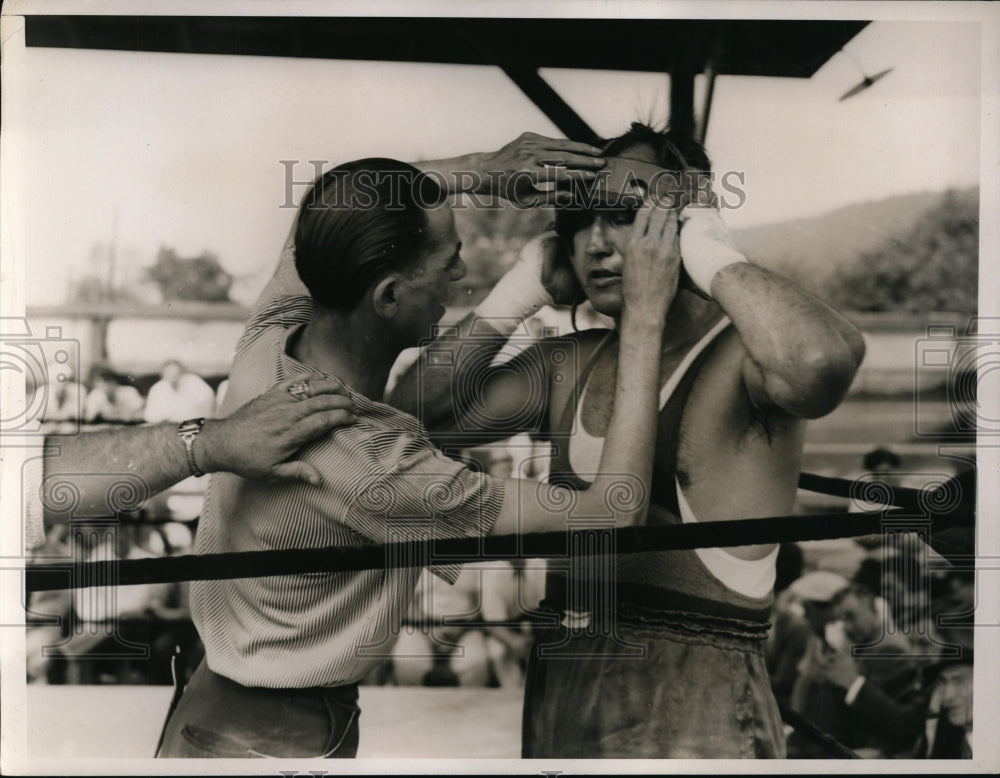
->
[[40, 375, 355, 521], [390, 133, 605, 428], [490, 203, 679, 535], [680, 207, 865, 419], [388, 313, 560, 447], [387, 221, 594, 442]]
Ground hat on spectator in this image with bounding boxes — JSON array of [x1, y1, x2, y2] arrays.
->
[[788, 570, 849, 603], [922, 649, 974, 684]]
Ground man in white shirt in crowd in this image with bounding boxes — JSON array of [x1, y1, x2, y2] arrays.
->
[[84, 366, 145, 422], [144, 359, 216, 423]]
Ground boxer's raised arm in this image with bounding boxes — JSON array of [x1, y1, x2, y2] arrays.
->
[[679, 207, 865, 419], [387, 233, 564, 443]]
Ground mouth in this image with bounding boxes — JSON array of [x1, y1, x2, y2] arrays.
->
[[588, 269, 622, 288]]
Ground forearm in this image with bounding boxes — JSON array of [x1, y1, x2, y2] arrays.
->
[[388, 234, 556, 434], [391, 153, 510, 421], [413, 154, 489, 196], [581, 316, 663, 523], [42, 421, 225, 520], [500, 317, 663, 534], [387, 309, 509, 426], [712, 262, 865, 417]]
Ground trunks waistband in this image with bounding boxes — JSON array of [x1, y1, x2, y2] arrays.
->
[[543, 575, 773, 625], [538, 598, 772, 647]]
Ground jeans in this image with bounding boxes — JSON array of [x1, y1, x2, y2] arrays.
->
[[156, 659, 360, 758]]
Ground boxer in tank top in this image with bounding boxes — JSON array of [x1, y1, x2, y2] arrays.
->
[[389, 123, 865, 758]]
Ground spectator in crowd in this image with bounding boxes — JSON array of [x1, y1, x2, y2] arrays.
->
[[25, 525, 74, 684], [765, 543, 812, 710], [916, 653, 973, 758], [849, 447, 903, 513], [84, 366, 145, 422], [147, 522, 201, 685], [392, 562, 518, 687], [73, 524, 173, 619], [481, 557, 545, 688], [143, 359, 216, 423], [930, 569, 975, 652], [142, 359, 223, 515], [863, 446, 902, 474], [793, 580, 930, 757], [786, 570, 851, 756], [857, 539, 944, 655], [53, 523, 176, 684], [41, 361, 85, 423]]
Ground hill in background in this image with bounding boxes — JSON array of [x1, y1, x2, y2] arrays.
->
[[734, 187, 979, 313]]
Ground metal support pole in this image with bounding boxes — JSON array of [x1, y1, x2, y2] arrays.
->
[[669, 66, 696, 139], [696, 59, 717, 144]]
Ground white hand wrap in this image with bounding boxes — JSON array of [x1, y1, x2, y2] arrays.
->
[[473, 234, 555, 330], [679, 206, 749, 297]]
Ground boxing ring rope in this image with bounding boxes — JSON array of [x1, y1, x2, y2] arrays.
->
[[25, 471, 974, 594], [22, 470, 975, 759]]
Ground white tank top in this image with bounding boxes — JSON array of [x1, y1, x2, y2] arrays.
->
[[567, 317, 777, 598]]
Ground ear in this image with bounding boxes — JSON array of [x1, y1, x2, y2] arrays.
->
[[371, 275, 400, 319]]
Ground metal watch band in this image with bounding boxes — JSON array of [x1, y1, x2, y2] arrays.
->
[[177, 417, 206, 477]]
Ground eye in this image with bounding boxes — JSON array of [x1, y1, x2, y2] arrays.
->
[[565, 211, 595, 234], [608, 209, 638, 226]]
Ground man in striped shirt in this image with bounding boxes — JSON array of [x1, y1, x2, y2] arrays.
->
[[156, 136, 681, 758]]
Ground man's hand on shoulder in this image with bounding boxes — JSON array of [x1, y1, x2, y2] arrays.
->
[[200, 373, 357, 485]]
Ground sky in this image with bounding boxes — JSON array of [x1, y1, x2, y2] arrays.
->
[[14, 17, 984, 305]]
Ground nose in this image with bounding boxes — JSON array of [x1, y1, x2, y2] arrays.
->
[[450, 257, 468, 282], [585, 217, 613, 257]]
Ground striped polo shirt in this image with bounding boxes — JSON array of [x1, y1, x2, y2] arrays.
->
[[189, 239, 504, 688]]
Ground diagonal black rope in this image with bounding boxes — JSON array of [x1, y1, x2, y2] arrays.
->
[[796, 471, 973, 509], [25, 502, 974, 593]]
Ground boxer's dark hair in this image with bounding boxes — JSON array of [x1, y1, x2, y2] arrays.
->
[[601, 122, 711, 171], [554, 122, 712, 243], [295, 158, 445, 312]]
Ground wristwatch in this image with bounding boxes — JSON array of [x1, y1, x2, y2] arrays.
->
[[177, 417, 206, 477]]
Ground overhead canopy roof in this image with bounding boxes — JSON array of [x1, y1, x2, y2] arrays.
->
[[24, 16, 870, 142], [25, 16, 868, 77]]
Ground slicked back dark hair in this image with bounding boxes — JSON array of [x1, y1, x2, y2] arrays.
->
[[294, 158, 446, 312]]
